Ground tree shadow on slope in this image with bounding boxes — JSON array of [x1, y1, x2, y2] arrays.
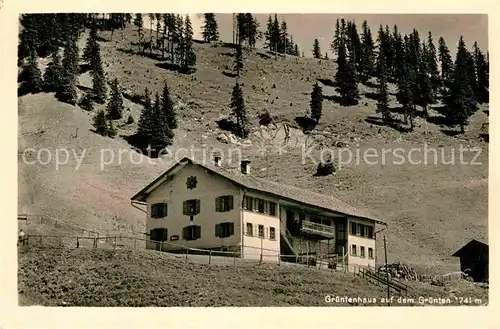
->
[[120, 133, 167, 159], [155, 62, 197, 75], [479, 133, 489, 142], [222, 71, 238, 78], [79, 64, 91, 74], [440, 129, 463, 137], [365, 116, 412, 133], [216, 118, 239, 133], [323, 94, 359, 107], [117, 47, 167, 61], [257, 52, 272, 60], [317, 78, 335, 87], [426, 115, 455, 127], [295, 116, 317, 134]]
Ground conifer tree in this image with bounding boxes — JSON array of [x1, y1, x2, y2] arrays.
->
[[335, 42, 359, 105], [264, 15, 274, 51], [155, 14, 162, 49], [79, 92, 94, 111], [397, 42, 416, 128], [324, 52, 329, 60], [347, 21, 362, 72], [312, 39, 321, 59], [83, 23, 98, 63], [360, 20, 376, 81], [20, 49, 44, 94], [107, 118, 117, 138], [391, 25, 404, 83], [161, 81, 177, 131], [376, 54, 390, 121], [231, 82, 248, 138], [331, 18, 342, 56], [93, 110, 109, 136], [416, 42, 434, 118], [234, 44, 244, 76], [182, 14, 197, 70], [426, 31, 441, 99], [173, 15, 185, 65], [148, 14, 155, 54], [137, 88, 171, 151], [310, 82, 323, 123], [279, 21, 288, 53], [294, 44, 300, 57], [473, 42, 489, 103], [43, 51, 63, 92], [55, 35, 79, 104], [133, 14, 144, 54], [106, 78, 124, 119], [438, 36, 454, 95], [202, 13, 219, 42], [465, 50, 478, 102], [445, 36, 477, 133]]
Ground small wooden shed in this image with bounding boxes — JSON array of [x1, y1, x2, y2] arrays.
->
[[452, 239, 488, 282]]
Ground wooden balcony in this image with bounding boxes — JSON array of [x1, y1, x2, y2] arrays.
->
[[301, 220, 335, 239]]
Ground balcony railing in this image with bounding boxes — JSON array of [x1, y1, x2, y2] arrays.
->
[[301, 220, 335, 237]]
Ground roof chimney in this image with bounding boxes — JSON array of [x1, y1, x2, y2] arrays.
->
[[241, 160, 251, 174], [214, 155, 221, 167]]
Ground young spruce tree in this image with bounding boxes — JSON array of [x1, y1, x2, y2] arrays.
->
[[43, 51, 63, 92], [20, 50, 43, 94], [202, 13, 219, 42], [106, 78, 124, 120], [234, 44, 244, 76], [310, 82, 323, 123], [55, 35, 79, 104], [445, 36, 476, 133], [376, 54, 390, 121], [312, 39, 321, 59], [231, 82, 248, 138], [335, 41, 359, 106], [161, 81, 177, 131]]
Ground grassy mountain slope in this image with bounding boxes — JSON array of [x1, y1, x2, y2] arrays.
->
[[18, 26, 488, 275], [18, 247, 489, 306]]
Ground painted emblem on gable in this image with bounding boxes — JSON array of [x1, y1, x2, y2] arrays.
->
[[186, 176, 198, 189]]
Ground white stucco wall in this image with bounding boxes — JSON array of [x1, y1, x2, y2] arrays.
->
[[145, 163, 242, 251]]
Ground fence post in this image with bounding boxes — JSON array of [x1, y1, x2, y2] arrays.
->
[[185, 249, 188, 262], [76, 237, 79, 248], [209, 250, 212, 264], [114, 236, 117, 249], [59, 236, 63, 248], [93, 237, 97, 248], [233, 252, 236, 265]]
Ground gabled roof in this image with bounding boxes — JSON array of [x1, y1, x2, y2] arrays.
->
[[452, 238, 488, 257], [131, 157, 386, 224]]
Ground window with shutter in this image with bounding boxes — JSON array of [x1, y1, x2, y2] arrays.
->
[[217, 222, 235, 238], [183, 225, 201, 241], [151, 203, 168, 218], [183, 199, 200, 215], [257, 199, 265, 213], [258, 224, 265, 238], [246, 222, 253, 236], [269, 202, 277, 216], [350, 222, 357, 235], [215, 197, 221, 212], [150, 229, 157, 241], [244, 196, 253, 210], [269, 227, 276, 240]]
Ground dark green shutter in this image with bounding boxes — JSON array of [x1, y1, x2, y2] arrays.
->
[[228, 196, 234, 210], [151, 205, 157, 218], [195, 200, 201, 214], [196, 226, 201, 239], [183, 201, 188, 215], [163, 203, 168, 217], [161, 229, 168, 241], [150, 229, 156, 241], [215, 224, 221, 237], [229, 222, 234, 235], [215, 197, 221, 212], [182, 226, 187, 240]]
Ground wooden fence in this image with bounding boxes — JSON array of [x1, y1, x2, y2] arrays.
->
[[20, 234, 348, 272]]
